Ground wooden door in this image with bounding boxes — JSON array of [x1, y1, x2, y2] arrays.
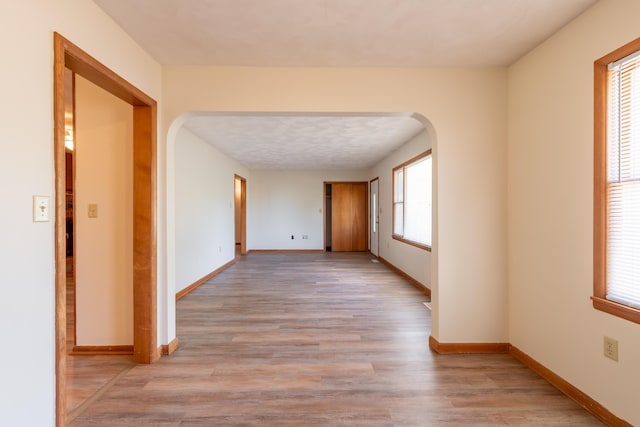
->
[[331, 182, 368, 252]]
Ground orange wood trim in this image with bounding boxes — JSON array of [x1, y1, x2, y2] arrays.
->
[[70, 345, 134, 355], [176, 259, 236, 300], [393, 149, 432, 171], [392, 150, 432, 249], [593, 38, 640, 324], [428, 336, 509, 354], [133, 104, 158, 364], [510, 345, 632, 427], [378, 256, 431, 297], [235, 175, 247, 255], [53, 32, 67, 427], [391, 235, 432, 252], [592, 296, 640, 324], [160, 337, 179, 356], [248, 249, 325, 254], [54, 31, 158, 426], [70, 71, 78, 349], [593, 48, 608, 303], [60, 38, 155, 107]]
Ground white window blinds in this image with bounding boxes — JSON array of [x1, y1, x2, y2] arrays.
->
[[607, 52, 640, 309]]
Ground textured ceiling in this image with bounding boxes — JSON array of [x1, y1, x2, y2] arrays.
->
[[93, 0, 597, 170], [182, 114, 425, 170], [93, 0, 597, 67]]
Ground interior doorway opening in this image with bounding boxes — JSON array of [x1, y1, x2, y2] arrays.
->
[[324, 181, 368, 252], [234, 174, 247, 256], [54, 32, 158, 427]]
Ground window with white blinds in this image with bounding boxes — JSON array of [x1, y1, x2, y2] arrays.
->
[[606, 50, 640, 310], [392, 150, 432, 251]]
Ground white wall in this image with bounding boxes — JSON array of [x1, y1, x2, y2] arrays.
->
[[371, 130, 431, 287], [508, 0, 640, 424], [175, 128, 249, 293], [0, 1, 161, 425], [162, 67, 508, 346], [75, 76, 133, 346], [248, 169, 369, 250]]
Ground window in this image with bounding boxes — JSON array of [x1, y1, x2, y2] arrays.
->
[[392, 150, 432, 251], [594, 38, 640, 324]]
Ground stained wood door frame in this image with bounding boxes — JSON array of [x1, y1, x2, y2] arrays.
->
[[54, 33, 158, 427], [324, 181, 369, 252], [235, 174, 247, 255]]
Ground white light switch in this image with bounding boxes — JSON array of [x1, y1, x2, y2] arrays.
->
[[33, 196, 50, 222]]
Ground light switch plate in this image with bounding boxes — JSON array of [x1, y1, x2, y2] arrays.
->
[[88, 203, 98, 218], [33, 196, 50, 222]]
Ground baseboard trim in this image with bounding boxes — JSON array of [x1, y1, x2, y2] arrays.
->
[[378, 256, 431, 297], [176, 260, 236, 300], [429, 336, 509, 354], [160, 337, 179, 356], [248, 249, 325, 254], [71, 345, 134, 355], [509, 345, 631, 427]]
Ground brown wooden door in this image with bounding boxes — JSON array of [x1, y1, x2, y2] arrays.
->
[[331, 182, 368, 252]]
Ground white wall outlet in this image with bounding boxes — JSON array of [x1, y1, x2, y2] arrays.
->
[[302, 235, 309, 240], [603, 336, 619, 362], [33, 196, 50, 222]]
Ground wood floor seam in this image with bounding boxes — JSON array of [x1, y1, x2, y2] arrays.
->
[[67, 364, 134, 423]]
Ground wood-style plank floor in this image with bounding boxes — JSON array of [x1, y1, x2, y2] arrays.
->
[[68, 252, 601, 426]]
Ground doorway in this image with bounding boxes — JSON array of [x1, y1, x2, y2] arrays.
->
[[234, 175, 247, 256], [54, 33, 158, 426], [324, 182, 368, 252], [370, 177, 379, 257]]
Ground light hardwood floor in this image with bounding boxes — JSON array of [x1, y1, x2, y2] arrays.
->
[[68, 252, 601, 426]]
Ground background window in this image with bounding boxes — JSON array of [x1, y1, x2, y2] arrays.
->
[[594, 38, 640, 324], [392, 150, 432, 251]]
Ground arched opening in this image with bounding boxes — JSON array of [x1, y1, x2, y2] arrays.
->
[[162, 111, 438, 350]]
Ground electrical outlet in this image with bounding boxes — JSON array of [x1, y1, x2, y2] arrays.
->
[[603, 336, 619, 361], [302, 235, 309, 240]]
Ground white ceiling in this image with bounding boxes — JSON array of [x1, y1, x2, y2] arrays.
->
[[93, 0, 598, 170], [94, 0, 597, 67], [182, 113, 426, 170]]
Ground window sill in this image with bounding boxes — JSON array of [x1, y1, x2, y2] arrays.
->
[[592, 296, 640, 324], [392, 235, 432, 252]]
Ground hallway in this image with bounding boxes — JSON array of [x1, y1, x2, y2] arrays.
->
[[68, 253, 600, 426]]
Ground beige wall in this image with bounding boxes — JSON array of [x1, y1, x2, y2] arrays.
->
[[75, 76, 134, 346], [162, 66, 509, 346], [248, 169, 370, 250], [174, 128, 249, 293], [371, 130, 431, 287], [0, 1, 161, 424], [508, 0, 640, 424]]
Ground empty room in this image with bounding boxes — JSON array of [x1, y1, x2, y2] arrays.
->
[[2, 0, 639, 426]]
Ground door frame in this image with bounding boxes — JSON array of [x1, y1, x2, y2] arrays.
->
[[323, 181, 369, 252], [54, 33, 158, 426], [234, 174, 247, 255], [370, 177, 379, 257]]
